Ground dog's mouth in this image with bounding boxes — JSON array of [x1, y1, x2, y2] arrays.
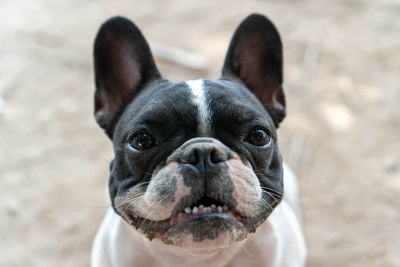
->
[[183, 196, 229, 215], [123, 195, 263, 239]]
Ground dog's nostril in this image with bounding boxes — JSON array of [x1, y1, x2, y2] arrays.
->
[[183, 148, 200, 165], [210, 149, 228, 163]]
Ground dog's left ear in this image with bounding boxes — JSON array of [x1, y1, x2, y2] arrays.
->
[[222, 14, 285, 127]]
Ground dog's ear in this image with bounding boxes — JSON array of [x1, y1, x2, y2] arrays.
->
[[94, 16, 161, 138], [222, 14, 285, 127]]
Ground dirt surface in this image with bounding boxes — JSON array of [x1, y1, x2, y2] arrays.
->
[[1, 0, 399, 266]]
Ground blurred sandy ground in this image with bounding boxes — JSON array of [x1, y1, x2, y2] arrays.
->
[[0, 0, 399, 266]]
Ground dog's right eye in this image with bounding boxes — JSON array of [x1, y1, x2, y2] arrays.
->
[[244, 128, 271, 147], [128, 132, 157, 151]]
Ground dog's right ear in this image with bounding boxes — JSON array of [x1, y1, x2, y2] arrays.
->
[[94, 16, 161, 138], [222, 14, 285, 127]]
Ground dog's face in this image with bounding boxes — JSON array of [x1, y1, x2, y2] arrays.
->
[[93, 14, 286, 249]]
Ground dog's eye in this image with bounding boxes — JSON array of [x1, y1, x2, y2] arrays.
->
[[245, 129, 271, 147], [128, 132, 157, 151]]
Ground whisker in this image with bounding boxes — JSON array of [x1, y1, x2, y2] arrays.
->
[[261, 191, 281, 204], [121, 194, 145, 214], [259, 186, 284, 197], [137, 194, 173, 228]]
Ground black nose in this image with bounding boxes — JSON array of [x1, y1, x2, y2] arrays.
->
[[183, 146, 228, 166]]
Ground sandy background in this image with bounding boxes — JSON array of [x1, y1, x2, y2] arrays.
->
[[1, 0, 399, 266]]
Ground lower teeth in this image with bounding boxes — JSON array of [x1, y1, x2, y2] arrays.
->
[[184, 205, 226, 214]]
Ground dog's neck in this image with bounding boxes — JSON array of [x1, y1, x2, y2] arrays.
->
[[140, 237, 244, 267]]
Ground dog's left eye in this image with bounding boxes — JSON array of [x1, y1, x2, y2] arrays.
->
[[128, 132, 157, 151], [245, 129, 271, 147]]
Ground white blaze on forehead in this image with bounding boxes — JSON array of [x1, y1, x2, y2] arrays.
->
[[186, 79, 211, 135]]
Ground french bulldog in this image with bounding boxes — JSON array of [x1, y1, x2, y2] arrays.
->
[[91, 13, 306, 267]]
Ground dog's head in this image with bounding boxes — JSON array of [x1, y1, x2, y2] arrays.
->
[[93, 14, 285, 249]]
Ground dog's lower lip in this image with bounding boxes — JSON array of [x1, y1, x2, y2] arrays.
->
[[128, 209, 242, 234], [171, 210, 237, 224]]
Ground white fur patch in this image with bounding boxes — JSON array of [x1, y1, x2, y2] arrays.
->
[[186, 79, 211, 135]]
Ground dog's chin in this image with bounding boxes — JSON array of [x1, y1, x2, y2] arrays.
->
[[160, 213, 248, 248], [123, 208, 269, 248]]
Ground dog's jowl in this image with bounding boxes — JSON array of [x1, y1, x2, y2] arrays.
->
[[91, 14, 306, 267]]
